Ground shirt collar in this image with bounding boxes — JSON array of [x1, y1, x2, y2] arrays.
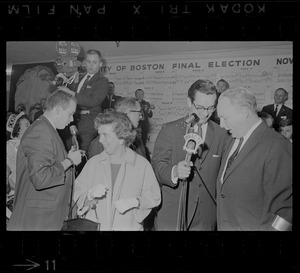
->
[[274, 103, 283, 108], [98, 147, 137, 166], [193, 122, 207, 132], [241, 118, 262, 144], [86, 73, 94, 79], [43, 115, 56, 129]]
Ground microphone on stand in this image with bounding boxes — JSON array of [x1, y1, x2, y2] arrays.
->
[[184, 113, 199, 125], [70, 125, 79, 151], [178, 119, 204, 230], [178, 127, 196, 231], [184, 140, 196, 164], [181, 123, 197, 184]]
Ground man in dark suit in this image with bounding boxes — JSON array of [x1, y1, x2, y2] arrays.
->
[[135, 89, 154, 146], [216, 87, 292, 231], [211, 79, 230, 125], [60, 49, 109, 152], [261, 88, 293, 131], [7, 90, 83, 230], [101, 81, 122, 113], [152, 79, 229, 231]]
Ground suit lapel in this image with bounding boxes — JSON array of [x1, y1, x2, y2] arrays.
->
[[218, 138, 234, 188], [199, 121, 214, 164], [41, 116, 67, 157], [111, 163, 126, 228], [78, 72, 100, 93], [278, 106, 286, 117], [222, 122, 266, 184], [100, 155, 113, 229], [74, 73, 86, 92], [109, 148, 136, 229], [88, 71, 100, 85], [273, 104, 277, 116]]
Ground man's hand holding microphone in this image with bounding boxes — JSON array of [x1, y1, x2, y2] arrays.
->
[[174, 160, 193, 180], [172, 113, 200, 185], [66, 146, 84, 167], [62, 146, 84, 170], [62, 125, 85, 170]]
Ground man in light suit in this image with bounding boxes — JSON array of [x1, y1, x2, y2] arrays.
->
[[216, 87, 292, 231], [7, 90, 83, 230], [61, 49, 109, 152], [152, 79, 229, 230], [261, 88, 293, 131]]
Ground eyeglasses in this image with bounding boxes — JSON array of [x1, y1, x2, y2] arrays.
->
[[192, 102, 215, 113]]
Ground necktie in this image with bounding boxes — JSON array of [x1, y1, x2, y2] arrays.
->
[[198, 124, 202, 139], [274, 104, 278, 116], [224, 137, 244, 177], [109, 95, 112, 108], [78, 74, 91, 93], [197, 124, 203, 157]]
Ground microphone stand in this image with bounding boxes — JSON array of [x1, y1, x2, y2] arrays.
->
[[70, 125, 80, 176], [177, 125, 195, 231]]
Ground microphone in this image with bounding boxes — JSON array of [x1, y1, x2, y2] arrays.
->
[[184, 113, 199, 125], [70, 125, 79, 151], [185, 140, 196, 163]]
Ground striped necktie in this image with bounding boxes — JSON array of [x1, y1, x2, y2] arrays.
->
[[109, 95, 112, 108], [224, 137, 244, 177], [198, 124, 202, 139]]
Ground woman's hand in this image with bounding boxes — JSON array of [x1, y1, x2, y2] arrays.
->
[[114, 197, 139, 214], [88, 184, 108, 200]]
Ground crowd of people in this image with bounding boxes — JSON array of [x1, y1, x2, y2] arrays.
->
[[6, 48, 293, 231]]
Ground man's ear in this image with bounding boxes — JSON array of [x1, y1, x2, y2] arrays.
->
[[55, 105, 62, 115], [241, 106, 249, 119], [99, 61, 103, 68]]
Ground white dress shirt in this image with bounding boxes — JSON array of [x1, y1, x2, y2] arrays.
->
[[220, 118, 262, 183], [274, 103, 282, 116], [77, 73, 94, 93]]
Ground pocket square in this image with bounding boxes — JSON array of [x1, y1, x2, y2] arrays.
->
[[213, 154, 220, 157], [86, 85, 92, 88]]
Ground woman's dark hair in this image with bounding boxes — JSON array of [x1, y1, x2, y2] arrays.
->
[[188, 79, 217, 102], [94, 111, 136, 147]]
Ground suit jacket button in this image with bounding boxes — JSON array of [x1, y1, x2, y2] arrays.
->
[[221, 194, 225, 198]]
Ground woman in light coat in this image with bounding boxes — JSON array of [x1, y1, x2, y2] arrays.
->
[[73, 111, 161, 231]]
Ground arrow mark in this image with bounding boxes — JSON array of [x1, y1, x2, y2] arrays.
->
[[13, 259, 40, 271]]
